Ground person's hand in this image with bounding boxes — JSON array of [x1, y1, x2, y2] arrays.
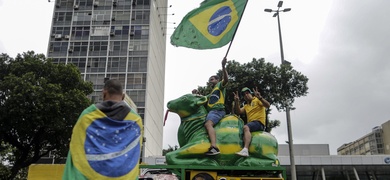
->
[[253, 87, 262, 98], [222, 57, 227, 68], [233, 91, 240, 101], [192, 89, 199, 94]]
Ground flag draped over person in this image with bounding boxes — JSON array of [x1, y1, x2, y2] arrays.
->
[[62, 105, 143, 180], [171, 0, 248, 49]]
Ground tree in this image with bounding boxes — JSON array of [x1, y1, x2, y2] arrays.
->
[[0, 52, 93, 179], [194, 58, 309, 132], [162, 145, 178, 156]]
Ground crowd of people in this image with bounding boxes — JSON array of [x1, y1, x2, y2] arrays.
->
[[63, 57, 270, 178]]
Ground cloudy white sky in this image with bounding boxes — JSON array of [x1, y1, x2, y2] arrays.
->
[[1, 0, 389, 155]]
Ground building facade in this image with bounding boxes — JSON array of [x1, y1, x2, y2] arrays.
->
[[143, 144, 390, 180], [337, 120, 390, 155], [278, 154, 390, 179], [46, 0, 169, 159]]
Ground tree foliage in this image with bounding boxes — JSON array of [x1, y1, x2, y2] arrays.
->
[[162, 145, 179, 156], [195, 58, 309, 132], [0, 51, 93, 179]]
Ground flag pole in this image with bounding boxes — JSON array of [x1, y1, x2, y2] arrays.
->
[[224, 0, 249, 58]]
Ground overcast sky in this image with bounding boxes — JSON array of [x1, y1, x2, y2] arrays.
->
[[1, 0, 389, 155]]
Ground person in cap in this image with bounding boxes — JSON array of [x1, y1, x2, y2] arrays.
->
[[63, 79, 143, 179], [233, 87, 270, 157], [192, 57, 229, 156]]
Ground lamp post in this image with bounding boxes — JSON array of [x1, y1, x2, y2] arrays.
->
[[265, 1, 297, 180]]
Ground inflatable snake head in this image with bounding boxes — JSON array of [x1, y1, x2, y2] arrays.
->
[[167, 94, 207, 118]]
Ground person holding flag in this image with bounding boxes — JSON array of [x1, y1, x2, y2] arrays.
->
[[192, 57, 229, 155], [173, 0, 248, 156], [62, 79, 143, 180]]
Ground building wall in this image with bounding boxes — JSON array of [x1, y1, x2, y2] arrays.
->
[[278, 144, 330, 156], [337, 131, 377, 155], [47, 0, 168, 160], [278, 155, 390, 180], [142, 146, 390, 180], [382, 120, 390, 154], [337, 120, 390, 155], [143, 0, 168, 157]]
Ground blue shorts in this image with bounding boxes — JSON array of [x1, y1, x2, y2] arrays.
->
[[206, 110, 226, 125], [246, 120, 265, 132]]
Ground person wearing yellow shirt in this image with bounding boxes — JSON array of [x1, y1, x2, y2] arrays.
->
[[233, 87, 270, 157]]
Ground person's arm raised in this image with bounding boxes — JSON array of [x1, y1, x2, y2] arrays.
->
[[221, 57, 228, 86]]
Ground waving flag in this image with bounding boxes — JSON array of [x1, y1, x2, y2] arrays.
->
[[171, 0, 248, 49], [62, 105, 143, 180]]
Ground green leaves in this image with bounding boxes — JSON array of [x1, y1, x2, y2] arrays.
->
[[194, 58, 309, 132], [0, 51, 93, 179], [163, 145, 179, 156], [223, 58, 309, 112]]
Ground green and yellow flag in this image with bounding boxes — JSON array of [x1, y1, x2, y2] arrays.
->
[[62, 105, 143, 180], [171, 0, 248, 49]]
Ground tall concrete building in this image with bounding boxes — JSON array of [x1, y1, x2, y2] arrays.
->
[[337, 120, 390, 155], [46, 0, 170, 159]]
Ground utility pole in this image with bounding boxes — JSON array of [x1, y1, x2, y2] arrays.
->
[[264, 1, 297, 180]]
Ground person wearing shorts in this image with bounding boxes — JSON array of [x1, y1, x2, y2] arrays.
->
[[193, 57, 229, 156], [233, 87, 270, 157]]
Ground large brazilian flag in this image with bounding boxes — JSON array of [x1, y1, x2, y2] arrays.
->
[[62, 105, 143, 180], [171, 0, 248, 49]]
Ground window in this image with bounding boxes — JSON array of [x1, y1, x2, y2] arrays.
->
[[112, 11, 131, 21], [110, 25, 130, 36], [67, 42, 88, 57], [86, 74, 103, 84], [129, 25, 149, 38], [51, 27, 71, 38], [90, 41, 108, 51], [73, 12, 92, 22], [128, 57, 147, 72], [54, 12, 73, 22], [134, 0, 150, 6], [51, 42, 69, 53], [72, 26, 90, 38], [141, 26, 149, 36], [128, 90, 146, 106], [109, 41, 127, 56], [91, 26, 110, 36], [56, 0, 73, 8], [87, 58, 106, 73], [107, 74, 126, 83], [131, 10, 150, 23], [129, 40, 148, 52], [93, 10, 111, 21], [68, 58, 87, 72], [126, 73, 146, 89]]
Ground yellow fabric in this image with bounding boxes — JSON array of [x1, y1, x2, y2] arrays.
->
[[189, 0, 240, 44], [207, 81, 226, 110], [243, 97, 266, 125], [67, 104, 143, 180], [28, 164, 65, 180]]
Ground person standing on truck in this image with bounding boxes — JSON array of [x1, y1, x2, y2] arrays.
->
[[192, 57, 229, 156], [233, 87, 270, 157], [63, 79, 143, 179]]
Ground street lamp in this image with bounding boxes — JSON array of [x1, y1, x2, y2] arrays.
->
[[264, 1, 291, 65], [265, 1, 297, 180]]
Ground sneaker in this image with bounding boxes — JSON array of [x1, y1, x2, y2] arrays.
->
[[205, 146, 220, 156], [235, 148, 249, 157]]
